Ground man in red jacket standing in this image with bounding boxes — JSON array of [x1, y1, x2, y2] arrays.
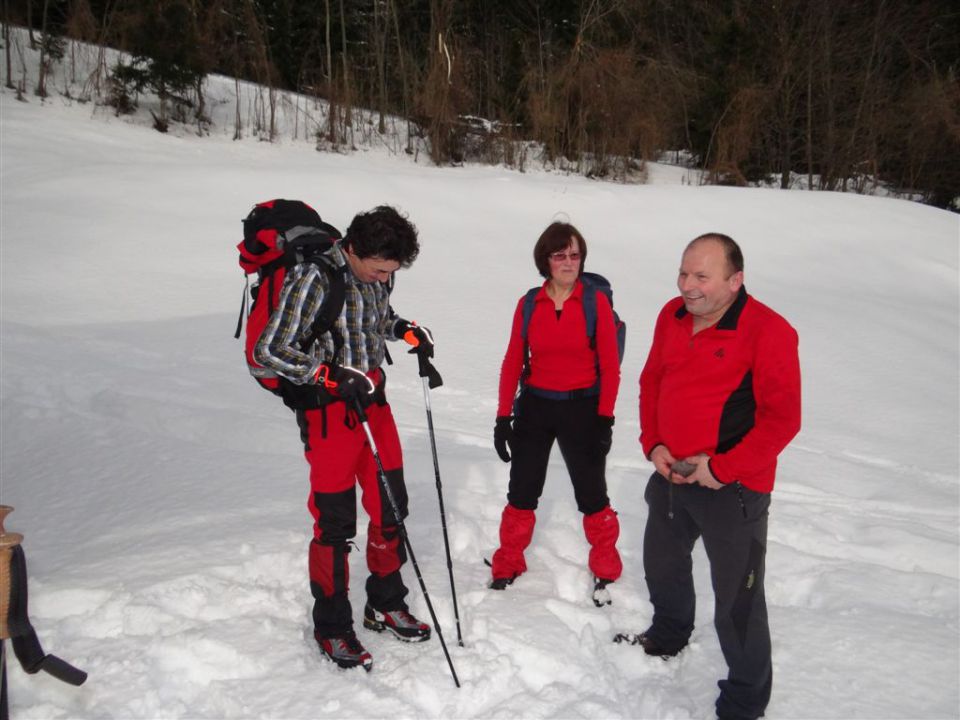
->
[[634, 233, 801, 720]]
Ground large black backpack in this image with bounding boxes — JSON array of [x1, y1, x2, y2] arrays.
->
[[234, 199, 347, 400]]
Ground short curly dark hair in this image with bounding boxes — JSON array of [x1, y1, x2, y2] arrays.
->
[[344, 205, 420, 267], [533, 222, 587, 279]]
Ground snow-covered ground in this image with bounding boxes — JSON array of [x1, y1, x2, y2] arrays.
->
[[1, 39, 959, 719]]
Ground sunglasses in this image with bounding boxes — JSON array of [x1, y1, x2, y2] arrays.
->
[[549, 251, 582, 263]]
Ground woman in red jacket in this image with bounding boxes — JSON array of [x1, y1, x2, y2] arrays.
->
[[490, 221, 622, 605]]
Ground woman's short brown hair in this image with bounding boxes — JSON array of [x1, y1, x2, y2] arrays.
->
[[533, 222, 587, 278]]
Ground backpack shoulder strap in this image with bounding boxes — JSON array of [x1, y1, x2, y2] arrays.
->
[[579, 276, 601, 349], [382, 273, 398, 365], [297, 254, 348, 360], [520, 287, 539, 339], [519, 287, 540, 385]]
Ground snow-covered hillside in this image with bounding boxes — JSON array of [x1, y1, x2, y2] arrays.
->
[[1, 42, 958, 719]]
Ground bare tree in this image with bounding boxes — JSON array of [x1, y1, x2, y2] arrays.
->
[[388, 0, 414, 153], [26, 0, 36, 49], [64, 0, 98, 88], [3, 0, 14, 89], [338, 0, 352, 147], [417, 0, 464, 163], [34, 0, 50, 97], [372, 0, 388, 134], [14, 0, 953, 205]]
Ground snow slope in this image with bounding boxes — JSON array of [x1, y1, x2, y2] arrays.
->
[[1, 57, 959, 719]]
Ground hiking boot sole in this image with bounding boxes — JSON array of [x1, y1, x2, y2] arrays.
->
[[319, 648, 373, 672], [363, 616, 431, 643], [612, 632, 684, 660], [315, 631, 374, 672]]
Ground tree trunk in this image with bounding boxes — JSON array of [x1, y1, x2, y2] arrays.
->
[[234, 76, 242, 140], [325, 0, 336, 144], [3, 0, 14, 89], [388, 0, 412, 153], [35, 0, 50, 97], [26, 0, 36, 49], [373, 0, 387, 134], [806, 56, 813, 190], [87, 0, 118, 99], [338, 0, 351, 146], [195, 74, 205, 135], [843, 0, 885, 191]]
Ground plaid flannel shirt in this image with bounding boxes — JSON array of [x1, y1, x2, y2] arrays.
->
[[254, 243, 400, 384]]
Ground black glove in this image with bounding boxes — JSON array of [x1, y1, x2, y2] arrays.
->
[[494, 416, 514, 463], [396, 320, 435, 358], [316, 363, 375, 407], [597, 415, 615, 457]]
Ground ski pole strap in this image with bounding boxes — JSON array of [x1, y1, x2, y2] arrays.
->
[[2, 640, 9, 720], [3, 545, 86, 687], [523, 383, 600, 401], [234, 275, 249, 340]]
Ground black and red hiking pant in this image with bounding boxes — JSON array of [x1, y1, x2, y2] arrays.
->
[[642, 472, 772, 720], [295, 394, 409, 638], [491, 392, 622, 583]]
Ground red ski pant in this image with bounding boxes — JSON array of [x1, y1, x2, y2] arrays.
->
[[492, 393, 623, 582], [296, 396, 409, 636]]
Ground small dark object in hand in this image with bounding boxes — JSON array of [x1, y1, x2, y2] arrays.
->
[[671, 460, 696, 477]]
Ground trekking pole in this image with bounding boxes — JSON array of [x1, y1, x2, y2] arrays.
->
[[414, 351, 463, 646], [351, 399, 461, 688]]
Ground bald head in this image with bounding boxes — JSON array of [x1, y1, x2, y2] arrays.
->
[[686, 233, 743, 277], [678, 233, 745, 329]]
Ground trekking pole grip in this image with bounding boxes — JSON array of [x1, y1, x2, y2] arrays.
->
[[416, 352, 443, 389], [350, 396, 370, 424]]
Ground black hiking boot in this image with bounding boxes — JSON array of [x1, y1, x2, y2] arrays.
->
[[484, 558, 519, 590], [363, 604, 431, 643], [489, 574, 518, 590], [592, 576, 613, 607], [315, 630, 373, 671], [612, 631, 685, 659]]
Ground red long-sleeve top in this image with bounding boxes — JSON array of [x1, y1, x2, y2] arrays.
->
[[498, 280, 621, 418], [639, 288, 801, 493]]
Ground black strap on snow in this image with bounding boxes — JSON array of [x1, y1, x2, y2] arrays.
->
[[3, 545, 87, 692], [1, 640, 8, 720]]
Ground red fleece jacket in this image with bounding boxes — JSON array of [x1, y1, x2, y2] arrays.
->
[[639, 288, 801, 493], [498, 280, 620, 417]]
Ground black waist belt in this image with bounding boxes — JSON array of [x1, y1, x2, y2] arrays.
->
[[524, 383, 600, 401]]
